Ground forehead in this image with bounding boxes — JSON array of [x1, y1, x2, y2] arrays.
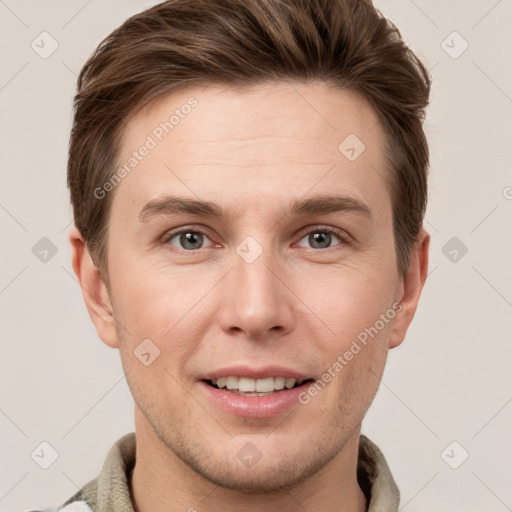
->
[[113, 81, 389, 217]]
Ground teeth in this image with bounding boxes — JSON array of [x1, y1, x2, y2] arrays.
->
[[225, 376, 239, 389], [285, 378, 296, 389], [238, 377, 256, 392], [211, 376, 299, 392], [255, 377, 274, 392], [274, 377, 285, 390]]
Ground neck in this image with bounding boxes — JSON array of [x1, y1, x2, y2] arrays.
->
[[130, 410, 367, 512]]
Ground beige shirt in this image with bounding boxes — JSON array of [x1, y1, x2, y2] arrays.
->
[[55, 432, 400, 512]]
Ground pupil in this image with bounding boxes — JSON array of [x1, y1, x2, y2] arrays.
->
[[310, 232, 331, 249]]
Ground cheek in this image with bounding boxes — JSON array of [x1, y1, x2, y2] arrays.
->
[[308, 308, 390, 425], [292, 262, 396, 350], [109, 260, 218, 366], [109, 254, 193, 326], [291, 262, 396, 414]]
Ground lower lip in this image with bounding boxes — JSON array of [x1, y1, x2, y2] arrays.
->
[[199, 381, 309, 418]]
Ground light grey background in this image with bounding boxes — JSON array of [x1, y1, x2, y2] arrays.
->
[[1, 1, 511, 511]]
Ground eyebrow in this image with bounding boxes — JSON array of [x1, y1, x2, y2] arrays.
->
[[138, 194, 372, 222]]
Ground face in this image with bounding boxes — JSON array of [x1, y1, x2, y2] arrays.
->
[[82, 82, 425, 492]]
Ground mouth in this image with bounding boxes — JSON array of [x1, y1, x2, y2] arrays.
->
[[202, 376, 314, 396], [198, 366, 315, 418]]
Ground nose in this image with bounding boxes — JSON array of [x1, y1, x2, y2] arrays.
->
[[217, 243, 294, 341]]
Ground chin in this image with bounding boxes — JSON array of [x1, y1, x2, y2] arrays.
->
[[165, 432, 343, 495], [190, 454, 327, 494]]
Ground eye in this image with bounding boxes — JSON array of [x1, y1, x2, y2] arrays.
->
[[296, 228, 346, 249], [162, 227, 347, 252], [165, 230, 215, 250]]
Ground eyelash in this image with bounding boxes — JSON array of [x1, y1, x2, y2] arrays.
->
[[161, 225, 350, 251]]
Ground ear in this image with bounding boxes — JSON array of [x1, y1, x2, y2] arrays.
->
[[69, 226, 119, 349], [388, 228, 430, 349]]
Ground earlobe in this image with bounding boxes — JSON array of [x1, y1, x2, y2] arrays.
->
[[69, 226, 119, 349], [388, 229, 430, 349]]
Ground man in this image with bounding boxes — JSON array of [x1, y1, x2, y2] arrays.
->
[[48, 0, 431, 510]]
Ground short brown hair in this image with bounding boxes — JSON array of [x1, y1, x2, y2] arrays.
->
[[68, 0, 430, 282]]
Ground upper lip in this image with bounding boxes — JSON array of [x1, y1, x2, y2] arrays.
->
[[199, 365, 311, 382]]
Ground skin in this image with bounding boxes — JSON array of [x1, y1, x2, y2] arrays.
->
[[70, 81, 429, 512]]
